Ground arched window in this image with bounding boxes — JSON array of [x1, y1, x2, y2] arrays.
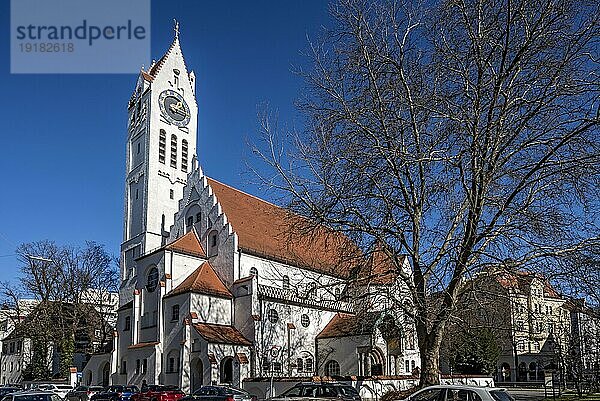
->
[[267, 308, 279, 323], [220, 357, 233, 383], [159, 130, 166, 164], [296, 358, 304, 373], [334, 287, 341, 299], [167, 350, 180, 373], [146, 267, 159, 292], [301, 314, 310, 328], [325, 360, 340, 376], [250, 267, 258, 277], [120, 359, 127, 374], [305, 357, 313, 373], [282, 275, 290, 290], [124, 316, 131, 331], [170, 134, 177, 168], [186, 216, 194, 232], [181, 139, 188, 172]]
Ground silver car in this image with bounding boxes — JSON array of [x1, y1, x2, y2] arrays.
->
[[1, 390, 64, 401], [401, 385, 514, 401]]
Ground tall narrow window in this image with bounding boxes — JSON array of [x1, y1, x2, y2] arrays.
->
[[181, 139, 188, 172], [159, 129, 166, 164], [282, 275, 290, 290], [170, 134, 178, 168]]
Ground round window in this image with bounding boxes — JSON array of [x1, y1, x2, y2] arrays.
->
[[267, 308, 279, 323], [301, 314, 310, 328], [146, 267, 159, 292]]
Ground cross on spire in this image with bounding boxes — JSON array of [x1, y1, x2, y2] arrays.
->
[[174, 19, 180, 39]]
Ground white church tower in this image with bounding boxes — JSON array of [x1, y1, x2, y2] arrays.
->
[[120, 23, 198, 304]]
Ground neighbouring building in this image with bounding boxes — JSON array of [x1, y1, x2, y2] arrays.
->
[[87, 24, 421, 392], [0, 295, 117, 385], [441, 269, 575, 384]]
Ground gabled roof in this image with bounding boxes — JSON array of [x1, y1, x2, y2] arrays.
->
[[496, 270, 561, 299], [207, 178, 361, 279], [316, 312, 379, 339], [167, 262, 232, 299], [165, 230, 206, 258], [356, 243, 404, 286], [193, 322, 252, 346], [116, 300, 133, 312]]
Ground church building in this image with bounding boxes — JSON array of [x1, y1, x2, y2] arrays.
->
[[98, 25, 420, 392]]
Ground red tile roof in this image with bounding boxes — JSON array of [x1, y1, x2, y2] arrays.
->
[[207, 178, 361, 279], [316, 312, 379, 339], [165, 230, 206, 258], [167, 262, 232, 299], [193, 323, 252, 346], [496, 271, 561, 299], [357, 244, 403, 285]]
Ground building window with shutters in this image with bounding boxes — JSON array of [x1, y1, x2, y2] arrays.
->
[[159, 130, 166, 163], [181, 139, 188, 172], [170, 134, 177, 168]]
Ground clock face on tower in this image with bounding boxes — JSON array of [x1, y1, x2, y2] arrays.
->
[[159, 90, 190, 127]]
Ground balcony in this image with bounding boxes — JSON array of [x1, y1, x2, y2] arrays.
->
[[257, 284, 353, 313]]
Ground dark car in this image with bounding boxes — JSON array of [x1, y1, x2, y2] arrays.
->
[[130, 385, 184, 401], [270, 383, 361, 401], [91, 386, 139, 401], [181, 386, 255, 401], [66, 387, 105, 401], [0, 389, 23, 398]]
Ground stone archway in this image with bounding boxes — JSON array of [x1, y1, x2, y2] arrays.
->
[[191, 358, 204, 392], [367, 347, 385, 376]]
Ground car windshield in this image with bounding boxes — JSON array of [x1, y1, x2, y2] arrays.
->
[[337, 387, 359, 397], [490, 391, 515, 401], [194, 388, 225, 396]]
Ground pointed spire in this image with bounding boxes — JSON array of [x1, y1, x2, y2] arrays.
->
[[174, 19, 180, 40]]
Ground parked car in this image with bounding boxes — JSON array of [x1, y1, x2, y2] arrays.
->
[[130, 386, 184, 401], [91, 386, 139, 401], [0, 389, 23, 398], [270, 382, 361, 401], [399, 385, 515, 401], [66, 387, 105, 401], [181, 386, 255, 401], [1, 390, 63, 401], [36, 385, 74, 399]]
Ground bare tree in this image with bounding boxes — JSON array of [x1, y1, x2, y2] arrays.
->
[[9, 240, 117, 379], [253, 0, 599, 386]]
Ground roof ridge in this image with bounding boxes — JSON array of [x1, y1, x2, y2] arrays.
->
[[207, 177, 281, 209]]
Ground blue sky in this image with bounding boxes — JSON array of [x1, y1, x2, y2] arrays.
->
[[0, 1, 331, 282]]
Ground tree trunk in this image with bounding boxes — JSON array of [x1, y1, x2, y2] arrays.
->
[[419, 335, 442, 386]]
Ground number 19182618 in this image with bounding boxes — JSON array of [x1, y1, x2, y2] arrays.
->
[[19, 43, 74, 52]]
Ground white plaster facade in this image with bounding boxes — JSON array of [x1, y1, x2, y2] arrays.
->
[[101, 26, 420, 393]]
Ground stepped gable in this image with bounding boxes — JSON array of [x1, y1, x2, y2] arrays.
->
[[206, 177, 361, 279], [193, 322, 252, 346], [167, 261, 232, 299]]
